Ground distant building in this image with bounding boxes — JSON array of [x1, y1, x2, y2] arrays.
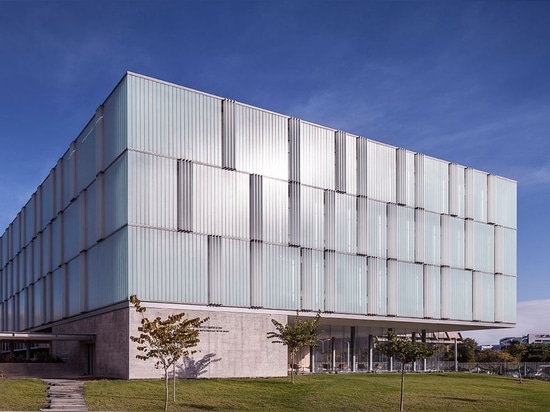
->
[[500, 333, 550, 348], [0, 72, 517, 378]]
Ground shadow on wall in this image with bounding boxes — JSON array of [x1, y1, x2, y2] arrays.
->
[[176, 353, 221, 378]]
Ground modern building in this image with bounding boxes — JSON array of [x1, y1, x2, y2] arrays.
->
[[0, 72, 517, 378], [500, 333, 550, 348]]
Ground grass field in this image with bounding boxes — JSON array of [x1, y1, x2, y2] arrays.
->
[[1, 373, 549, 411]]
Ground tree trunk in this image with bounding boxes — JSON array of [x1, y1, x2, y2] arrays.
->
[[400, 363, 405, 412], [173, 363, 176, 402], [164, 367, 169, 412], [291, 352, 295, 384]]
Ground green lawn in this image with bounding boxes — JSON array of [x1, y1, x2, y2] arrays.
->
[[84, 373, 550, 411], [1, 373, 549, 411]]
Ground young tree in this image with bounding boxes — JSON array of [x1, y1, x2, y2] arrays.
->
[[505, 342, 528, 383], [376, 331, 438, 412], [129, 295, 209, 411], [267, 311, 322, 384]]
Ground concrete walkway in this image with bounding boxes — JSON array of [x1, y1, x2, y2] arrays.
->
[[41, 379, 88, 411]]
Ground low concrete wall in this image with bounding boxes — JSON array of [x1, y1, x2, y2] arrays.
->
[[0, 362, 83, 379]]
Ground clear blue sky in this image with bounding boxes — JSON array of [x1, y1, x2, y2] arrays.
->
[[1, 1, 549, 343]]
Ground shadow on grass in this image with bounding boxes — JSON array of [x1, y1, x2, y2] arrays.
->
[[178, 402, 218, 410], [441, 397, 480, 403]]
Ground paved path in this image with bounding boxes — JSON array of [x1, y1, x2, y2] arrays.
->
[[41, 379, 88, 411]]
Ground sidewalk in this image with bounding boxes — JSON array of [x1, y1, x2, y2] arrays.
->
[[41, 379, 88, 411]]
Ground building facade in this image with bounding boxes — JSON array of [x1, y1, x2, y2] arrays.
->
[[0, 72, 517, 378]]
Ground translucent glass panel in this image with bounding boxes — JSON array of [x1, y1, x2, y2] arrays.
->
[[262, 178, 288, 245], [465, 221, 494, 273], [87, 228, 128, 311], [127, 74, 222, 167], [416, 155, 449, 214], [262, 244, 300, 310], [66, 256, 83, 317], [495, 274, 516, 323], [473, 271, 494, 322], [52, 267, 64, 321], [103, 154, 128, 237], [367, 257, 387, 315], [192, 164, 249, 239], [396, 148, 415, 207], [63, 200, 82, 263], [441, 215, 465, 269], [423, 265, 441, 319], [449, 163, 465, 217], [300, 122, 335, 190], [387, 261, 423, 318], [128, 227, 206, 305], [335, 132, 357, 195], [357, 199, 387, 258], [103, 75, 128, 169], [441, 268, 472, 321], [33, 278, 43, 327], [128, 151, 177, 230], [465, 168, 487, 222], [488, 175, 517, 229], [388, 204, 414, 262], [326, 193, 357, 253], [495, 226, 517, 275], [207, 237, 250, 307], [300, 186, 325, 250], [40, 173, 55, 230], [325, 252, 367, 314], [84, 182, 99, 249], [76, 117, 98, 195], [23, 198, 36, 247], [234, 103, 288, 180], [415, 210, 441, 266], [357, 139, 396, 203], [301, 249, 325, 311]]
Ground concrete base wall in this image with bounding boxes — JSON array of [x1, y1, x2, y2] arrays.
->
[[129, 306, 288, 379], [0, 362, 83, 379], [51, 307, 130, 379]]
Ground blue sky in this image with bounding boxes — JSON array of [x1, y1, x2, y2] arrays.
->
[[1, 1, 549, 344]]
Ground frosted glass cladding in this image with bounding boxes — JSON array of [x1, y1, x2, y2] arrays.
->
[[128, 151, 177, 230], [415, 210, 440, 266], [84, 182, 98, 249], [441, 268, 472, 321], [416, 155, 448, 214], [423, 265, 441, 319], [465, 221, 494, 273], [366, 140, 396, 203], [129, 227, 207, 304], [449, 164, 465, 217], [473, 271, 494, 322], [217, 238, 249, 307], [192, 165, 249, 239], [387, 261, 423, 318], [103, 76, 128, 169], [345, 133, 357, 195], [76, 118, 97, 194], [66, 257, 82, 317], [127, 74, 222, 167], [388, 205, 414, 262], [334, 193, 357, 254], [441, 215, 465, 269], [488, 176, 517, 229], [367, 257, 387, 315], [300, 122, 335, 190], [300, 186, 324, 249], [495, 226, 516, 275], [301, 249, 325, 311], [325, 252, 366, 314], [234, 104, 288, 180], [40, 173, 54, 230], [263, 244, 300, 310], [62, 200, 81, 262], [465, 169, 488, 222], [495, 274, 516, 323], [396, 149, 415, 207], [103, 154, 128, 237], [262, 178, 288, 245], [86, 228, 128, 311]]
